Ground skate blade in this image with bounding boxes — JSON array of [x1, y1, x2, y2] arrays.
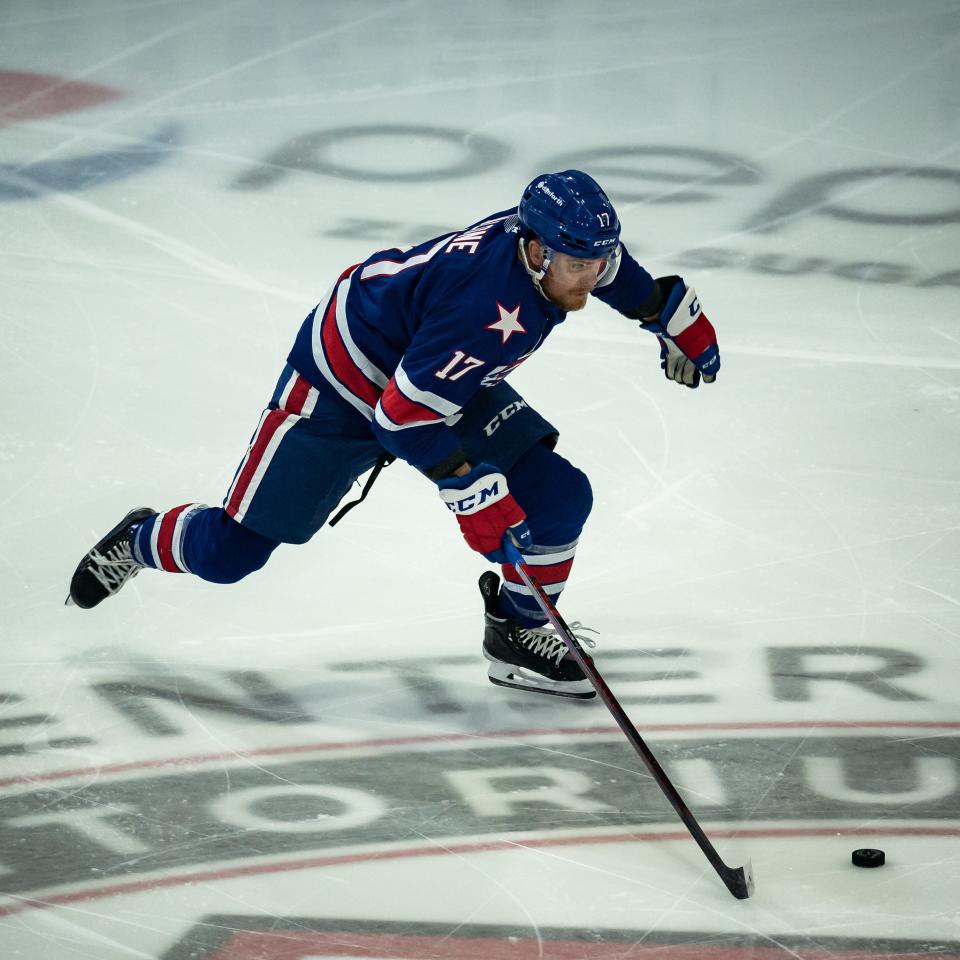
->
[[64, 594, 75, 607], [486, 663, 595, 700]]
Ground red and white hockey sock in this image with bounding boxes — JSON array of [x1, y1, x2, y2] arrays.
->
[[132, 503, 208, 573], [499, 541, 578, 627]]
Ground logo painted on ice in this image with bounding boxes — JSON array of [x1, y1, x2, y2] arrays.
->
[[1, 728, 958, 907], [0, 70, 178, 202], [0, 649, 956, 915], [167, 916, 960, 960]]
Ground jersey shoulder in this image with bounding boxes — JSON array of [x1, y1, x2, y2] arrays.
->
[[421, 209, 522, 293], [353, 209, 516, 286], [441, 208, 517, 258]]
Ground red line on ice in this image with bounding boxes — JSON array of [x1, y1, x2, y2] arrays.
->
[[1, 824, 958, 918], [2, 721, 958, 790]]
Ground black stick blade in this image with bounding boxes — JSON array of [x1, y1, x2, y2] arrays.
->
[[723, 860, 755, 899]]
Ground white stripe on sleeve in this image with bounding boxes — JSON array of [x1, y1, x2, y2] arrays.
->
[[360, 235, 454, 280], [394, 361, 461, 417]]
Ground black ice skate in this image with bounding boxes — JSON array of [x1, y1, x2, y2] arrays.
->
[[66, 507, 156, 609], [478, 571, 596, 699]]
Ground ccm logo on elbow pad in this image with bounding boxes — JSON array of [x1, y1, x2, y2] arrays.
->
[[439, 474, 508, 514]]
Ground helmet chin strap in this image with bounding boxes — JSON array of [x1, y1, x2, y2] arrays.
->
[[518, 237, 555, 301]]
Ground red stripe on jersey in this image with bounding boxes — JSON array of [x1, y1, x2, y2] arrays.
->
[[156, 504, 191, 573], [379, 378, 443, 426], [673, 311, 716, 362], [225, 410, 289, 518], [319, 288, 383, 410], [284, 374, 311, 415], [502, 558, 574, 586]]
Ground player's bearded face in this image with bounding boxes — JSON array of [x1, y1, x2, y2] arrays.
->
[[535, 246, 607, 311]]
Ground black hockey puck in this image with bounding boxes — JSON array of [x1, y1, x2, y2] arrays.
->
[[851, 848, 885, 867]]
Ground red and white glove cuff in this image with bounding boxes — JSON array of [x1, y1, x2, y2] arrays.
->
[[663, 284, 717, 364]]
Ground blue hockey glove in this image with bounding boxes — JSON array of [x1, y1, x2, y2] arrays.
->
[[641, 276, 720, 389], [438, 462, 533, 563]]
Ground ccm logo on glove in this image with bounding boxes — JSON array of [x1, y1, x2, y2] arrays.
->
[[441, 473, 508, 514], [438, 463, 532, 563]]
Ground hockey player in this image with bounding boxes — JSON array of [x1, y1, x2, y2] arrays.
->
[[67, 170, 720, 699]]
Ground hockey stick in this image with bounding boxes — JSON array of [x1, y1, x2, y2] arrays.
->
[[503, 540, 755, 900]]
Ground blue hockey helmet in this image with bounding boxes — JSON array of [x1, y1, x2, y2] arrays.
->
[[517, 170, 620, 259]]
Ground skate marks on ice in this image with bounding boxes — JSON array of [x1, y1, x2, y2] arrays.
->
[[160, 917, 960, 960], [2, 0, 960, 956], [1, 702, 959, 953]]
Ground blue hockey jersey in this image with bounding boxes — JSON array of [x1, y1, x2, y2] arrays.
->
[[287, 210, 658, 475]]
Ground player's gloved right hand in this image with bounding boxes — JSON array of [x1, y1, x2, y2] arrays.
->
[[437, 462, 532, 564], [641, 275, 720, 389]]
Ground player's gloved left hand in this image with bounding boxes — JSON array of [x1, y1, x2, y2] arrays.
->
[[437, 462, 533, 563], [659, 336, 708, 388], [641, 275, 720, 389]]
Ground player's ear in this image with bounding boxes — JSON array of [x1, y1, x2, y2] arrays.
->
[[526, 237, 544, 269]]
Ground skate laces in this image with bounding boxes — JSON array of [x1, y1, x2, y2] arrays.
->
[[87, 540, 142, 595], [518, 622, 597, 666]]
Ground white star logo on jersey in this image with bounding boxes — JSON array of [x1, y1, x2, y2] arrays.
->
[[487, 302, 526, 344]]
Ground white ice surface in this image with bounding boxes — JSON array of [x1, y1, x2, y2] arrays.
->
[[1, 1, 959, 958]]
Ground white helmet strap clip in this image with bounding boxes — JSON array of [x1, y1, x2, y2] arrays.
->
[[518, 237, 555, 300]]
